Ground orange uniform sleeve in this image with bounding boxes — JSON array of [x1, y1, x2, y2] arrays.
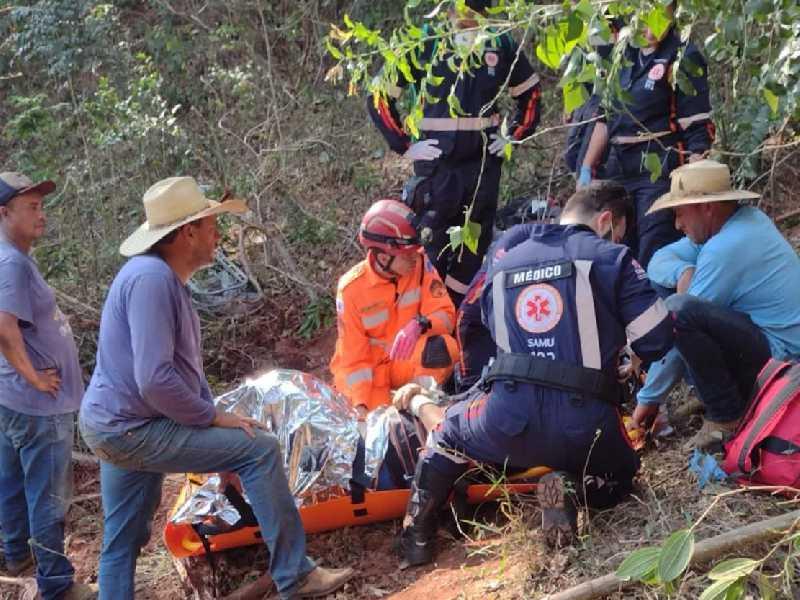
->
[[419, 258, 456, 336], [330, 284, 375, 409]]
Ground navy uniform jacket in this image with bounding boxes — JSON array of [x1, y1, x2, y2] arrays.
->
[[367, 31, 542, 163], [457, 224, 535, 390], [479, 224, 673, 436], [606, 28, 713, 174]]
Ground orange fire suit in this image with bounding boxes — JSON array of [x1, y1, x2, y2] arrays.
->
[[330, 251, 459, 411]]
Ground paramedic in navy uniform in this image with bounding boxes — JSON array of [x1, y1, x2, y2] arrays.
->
[[396, 181, 673, 566]]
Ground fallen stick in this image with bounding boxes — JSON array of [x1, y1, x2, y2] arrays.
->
[[541, 509, 800, 600]]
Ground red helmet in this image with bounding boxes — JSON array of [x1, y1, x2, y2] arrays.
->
[[359, 199, 420, 255]]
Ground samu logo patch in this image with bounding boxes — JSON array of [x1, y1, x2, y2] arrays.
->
[[514, 283, 563, 334]]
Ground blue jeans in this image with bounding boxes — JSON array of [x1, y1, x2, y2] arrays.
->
[[79, 418, 315, 600], [667, 294, 772, 422], [0, 405, 75, 600]]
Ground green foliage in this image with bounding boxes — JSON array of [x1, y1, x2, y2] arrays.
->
[[297, 295, 335, 339]]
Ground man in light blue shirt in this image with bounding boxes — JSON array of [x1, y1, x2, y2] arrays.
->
[[0, 172, 92, 600], [80, 177, 352, 600], [631, 160, 800, 450]]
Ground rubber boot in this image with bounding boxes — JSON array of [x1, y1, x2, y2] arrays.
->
[[398, 461, 457, 567]]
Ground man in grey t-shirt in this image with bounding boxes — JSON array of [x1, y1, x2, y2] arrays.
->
[[0, 172, 92, 599]]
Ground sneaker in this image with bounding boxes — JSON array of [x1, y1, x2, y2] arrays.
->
[[683, 418, 739, 453], [5, 554, 34, 576], [293, 566, 354, 598], [537, 472, 578, 548]]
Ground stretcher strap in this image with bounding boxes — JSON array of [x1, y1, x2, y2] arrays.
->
[[191, 524, 219, 598], [484, 352, 620, 405]]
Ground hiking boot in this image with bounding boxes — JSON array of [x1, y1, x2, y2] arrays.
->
[[63, 582, 99, 600], [293, 566, 354, 598], [537, 471, 578, 548], [5, 554, 34, 576], [683, 418, 739, 453]]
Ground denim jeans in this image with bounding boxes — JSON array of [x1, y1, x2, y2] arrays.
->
[[79, 417, 315, 600], [667, 294, 772, 422], [0, 405, 75, 600]]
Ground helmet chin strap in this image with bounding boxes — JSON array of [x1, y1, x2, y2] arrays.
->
[[370, 249, 402, 279]]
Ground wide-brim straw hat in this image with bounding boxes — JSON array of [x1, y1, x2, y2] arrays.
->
[[647, 160, 760, 215], [120, 176, 247, 257]]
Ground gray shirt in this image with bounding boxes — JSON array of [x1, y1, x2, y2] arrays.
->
[[80, 254, 215, 433], [0, 238, 83, 415]]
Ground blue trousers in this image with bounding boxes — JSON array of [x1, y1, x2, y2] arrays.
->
[[428, 385, 639, 509], [80, 418, 315, 600], [0, 405, 75, 600]]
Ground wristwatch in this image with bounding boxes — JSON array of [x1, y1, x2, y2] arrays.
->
[[415, 314, 432, 334]]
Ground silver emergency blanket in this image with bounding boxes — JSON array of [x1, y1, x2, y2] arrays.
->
[[171, 369, 395, 526]]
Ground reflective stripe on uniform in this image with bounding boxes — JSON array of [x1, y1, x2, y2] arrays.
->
[[574, 260, 602, 370], [509, 73, 540, 97], [397, 287, 421, 308], [361, 310, 389, 329], [677, 112, 711, 129], [444, 274, 470, 295], [345, 368, 373, 387], [368, 337, 387, 348], [492, 270, 511, 353], [420, 114, 500, 132], [626, 299, 668, 345], [429, 309, 453, 332], [611, 130, 671, 145]]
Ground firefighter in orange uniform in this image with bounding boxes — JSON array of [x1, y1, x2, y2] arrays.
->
[[330, 200, 459, 417]]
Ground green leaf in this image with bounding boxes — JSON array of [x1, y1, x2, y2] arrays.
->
[[699, 578, 738, 600], [536, 25, 565, 70], [563, 81, 589, 114], [724, 578, 745, 600], [325, 40, 342, 60], [503, 141, 513, 161], [463, 220, 481, 254], [616, 547, 661, 582], [755, 572, 776, 600], [448, 225, 463, 251], [708, 558, 759, 581], [763, 88, 779, 115], [657, 528, 694, 583], [643, 5, 672, 41], [644, 153, 663, 183]]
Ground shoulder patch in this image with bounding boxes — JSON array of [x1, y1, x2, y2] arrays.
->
[[505, 261, 573, 289], [338, 261, 366, 291]]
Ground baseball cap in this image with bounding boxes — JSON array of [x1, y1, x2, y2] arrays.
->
[[0, 172, 56, 206]]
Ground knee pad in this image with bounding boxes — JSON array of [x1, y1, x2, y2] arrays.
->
[[422, 335, 452, 369]]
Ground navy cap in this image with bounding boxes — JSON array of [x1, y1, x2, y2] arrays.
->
[[0, 172, 56, 206]]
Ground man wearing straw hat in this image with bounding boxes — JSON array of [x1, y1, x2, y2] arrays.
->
[[79, 177, 353, 600], [630, 160, 800, 450]]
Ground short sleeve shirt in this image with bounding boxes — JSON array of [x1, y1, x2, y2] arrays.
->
[[0, 238, 84, 415]]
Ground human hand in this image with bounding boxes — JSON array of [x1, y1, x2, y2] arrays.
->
[[216, 471, 243, 494], [33, 368, 61, 395], [389, 319, 423, 361], [392, 383, 425, 411], [404, 139, 442, 161], [630, 403, 659, 431], [212, 409, 267, 439]]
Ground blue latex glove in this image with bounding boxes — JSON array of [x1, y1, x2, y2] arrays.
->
[[577, 165, 592, 188], [688, 449, 728, 489]]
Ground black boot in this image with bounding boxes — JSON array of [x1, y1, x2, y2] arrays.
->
[[398, 460, 459, 566]]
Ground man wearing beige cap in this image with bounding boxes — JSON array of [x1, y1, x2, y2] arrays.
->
[[79, 177, 353, 599], [0, 172, 95, 599], [631, 160, 800, 450]]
